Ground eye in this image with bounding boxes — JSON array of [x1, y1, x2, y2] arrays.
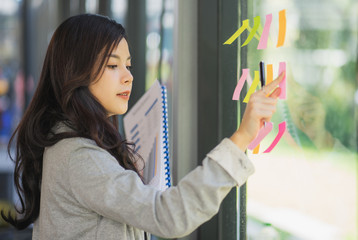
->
[[107, 65, 117, 70], [126, 66, 133, 71]]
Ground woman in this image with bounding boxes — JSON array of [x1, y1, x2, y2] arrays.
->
[[1, 14, 283, 239]]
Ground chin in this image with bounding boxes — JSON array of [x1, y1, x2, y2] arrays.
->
[[107, 108, 128, 116], [118, 108, 128, 115]]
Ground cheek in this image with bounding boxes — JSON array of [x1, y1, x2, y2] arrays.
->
[[92, 75, 116, 93], [89, 82, 111, 106]]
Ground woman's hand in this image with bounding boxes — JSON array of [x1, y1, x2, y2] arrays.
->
[[230, 72, 285, 151]]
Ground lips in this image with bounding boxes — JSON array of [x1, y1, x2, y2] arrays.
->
[[117, 91, 131, 99], [117, 91, 130, 96]]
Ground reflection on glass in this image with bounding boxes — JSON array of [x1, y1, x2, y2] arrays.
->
[[242, 1, 357, 239], [86, 0, 98, 13], [145, 0, 174, 89], [111, 0, 127, 24], [0, 1, 21, 147]]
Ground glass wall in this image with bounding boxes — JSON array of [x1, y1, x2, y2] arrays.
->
[[0, 0, 22, 148], [0, 2, 22, 220], [0, 0, 127, 237], [111, 0, 127, 25], [237, 0, 358, 239], [145, 0, 174, 89], [0, 0, 27, 236]]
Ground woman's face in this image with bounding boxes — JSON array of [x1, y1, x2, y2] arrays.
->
[[89, 39, 133, 116]]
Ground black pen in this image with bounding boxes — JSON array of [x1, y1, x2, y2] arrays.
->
[[259, 61, 265, 88], [259, 61, 267, 128]]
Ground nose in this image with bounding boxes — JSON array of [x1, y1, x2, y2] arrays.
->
[[122, 68, 133, 84]]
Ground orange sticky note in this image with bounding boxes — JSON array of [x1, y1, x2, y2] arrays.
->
[[266, 64, 273, 85], [253, 144, 260, 154], [276, 9, 286, 47]]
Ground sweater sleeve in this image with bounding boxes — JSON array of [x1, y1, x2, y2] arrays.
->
[[68, 138, 254, 238]]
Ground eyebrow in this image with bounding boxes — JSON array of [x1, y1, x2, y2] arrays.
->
[[109, 54, 131, 61]]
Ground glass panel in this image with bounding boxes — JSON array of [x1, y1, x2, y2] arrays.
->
[[86, 0, 98, 13], [0, 0, 22, 233], [145, 0, 174, 89], [145, 1, 174, 239], [0, 0, 22, 148], [239, 1, 358, 239], [111, 0, 127, 24]]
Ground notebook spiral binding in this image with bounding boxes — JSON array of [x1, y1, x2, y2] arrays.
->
[[161, 85, 171, 188]]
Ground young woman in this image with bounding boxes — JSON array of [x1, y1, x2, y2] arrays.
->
[[1, 14, 283, 240]]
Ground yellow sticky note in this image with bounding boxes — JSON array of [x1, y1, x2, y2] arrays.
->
[[243, 71, 260, 103], [224, 19, 249, 45]]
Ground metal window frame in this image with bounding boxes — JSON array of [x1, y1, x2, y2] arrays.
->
[[196, 0, 246, 239], [238, 1, 248, 239], [125, 0, 146, 109]]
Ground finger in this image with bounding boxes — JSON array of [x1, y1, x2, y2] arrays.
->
[[261, 71, 285, 95], [253, 102, 277, 111], [252, 107, 276, 118], [268, 87, 281, 98], [261, 110, 275, 119], [262, 116, 273, 123], [249, 93, 278, 105]]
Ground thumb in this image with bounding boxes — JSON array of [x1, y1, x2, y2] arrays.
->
[[269, 87, 281, 98]]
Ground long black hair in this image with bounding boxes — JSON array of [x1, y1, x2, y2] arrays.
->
[[1, 14, 142, 230]]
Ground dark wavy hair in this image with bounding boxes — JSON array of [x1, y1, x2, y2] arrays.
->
[[1, 14, 142, 230]]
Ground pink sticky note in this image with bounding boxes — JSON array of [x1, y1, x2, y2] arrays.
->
[[232, 69, 249, 100], [264, 121, 286, 153], [278, 62, 286, 99], [257, 13, 272, 50], [248, 122, 273, 150]]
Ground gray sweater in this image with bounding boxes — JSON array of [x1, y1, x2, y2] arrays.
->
[[33, 126, 254, 240]]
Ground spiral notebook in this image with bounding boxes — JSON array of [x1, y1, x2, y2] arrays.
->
[[123, 80, 171, 191]]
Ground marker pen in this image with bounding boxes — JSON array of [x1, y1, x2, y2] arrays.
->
[[259, 61, 265, 88], [259, 61, 267, 127]]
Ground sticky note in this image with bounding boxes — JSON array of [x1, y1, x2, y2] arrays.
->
[[264, 121, 286, 153], [253, 144, 260, 154], [232, 69, 249, 100], [224, 19, 249, 45], [278, 62, 286, 99], [276, 9, 286, 47], [266, 64, 273, 85], [248, 122, 274, 150], [242, 16, 261, 47], [257, 13, 272, 49], [247, 24, 262, 41], [243, 71, 260, 103]]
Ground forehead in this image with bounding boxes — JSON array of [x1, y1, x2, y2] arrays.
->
[[110, 39, 130, 59]]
